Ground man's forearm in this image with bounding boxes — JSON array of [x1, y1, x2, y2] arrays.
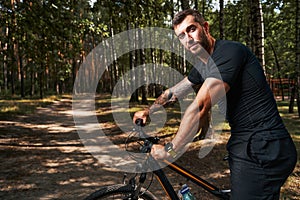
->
[[171, 78, 229, 154], [148, 77, 194, 114], [171, 104, 209, 153], [148, 89, 176, 114]]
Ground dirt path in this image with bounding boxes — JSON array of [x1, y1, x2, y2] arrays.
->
[[0, 97, 298, 199], [0, 97, 125, 199]]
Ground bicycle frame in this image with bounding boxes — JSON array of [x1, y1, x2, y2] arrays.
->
[[144, 156, 230, 200], [130, 121, 230, 200]]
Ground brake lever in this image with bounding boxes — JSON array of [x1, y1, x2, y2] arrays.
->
[[134, 119, 160, 152], [140, 136, 160, 153]]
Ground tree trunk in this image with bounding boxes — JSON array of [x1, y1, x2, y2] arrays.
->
[[39, 65, 43, 99], [129, 22, 139, 103], [181, 0, 190, 10], [2, 55, 8, 93], [258, 0, 265, 71], [269, 42, 284, 101], [219, 0, 224, 39], [297, 90, 300, 117], [138, 29, 148, 105], [289, 84, 295, 113], [30, 66, 34, 96], [249, 0, 265, 70], [3, 25, 9, 93], [9, 0, 16, 96], [194, 0, 198, 10], [19, 52, 25, 98], [296, 0, 300, 117], [201, 0, 205, 16]]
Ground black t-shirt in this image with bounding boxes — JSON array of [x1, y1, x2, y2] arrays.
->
[[188, 40, 286, 136]]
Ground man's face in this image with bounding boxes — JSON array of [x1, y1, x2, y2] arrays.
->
[[174, 15, 210, 56]]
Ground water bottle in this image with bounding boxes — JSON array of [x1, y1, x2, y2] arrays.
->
[[179, 184, 196, 200]]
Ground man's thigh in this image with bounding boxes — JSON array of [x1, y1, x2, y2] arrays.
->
[[229, 137, 296, 200], [229, 157, 280, 200]]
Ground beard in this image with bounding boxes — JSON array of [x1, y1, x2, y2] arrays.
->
[[199, 30, 210, 53], [188, 28, 211, 57]]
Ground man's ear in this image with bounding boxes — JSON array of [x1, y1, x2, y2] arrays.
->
[[203, 21, 210, 33]]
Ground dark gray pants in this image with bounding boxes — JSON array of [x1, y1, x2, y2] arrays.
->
[[228, 133, 297, 200]]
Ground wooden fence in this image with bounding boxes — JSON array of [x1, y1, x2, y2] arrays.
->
[[268, 78, 296, 98]]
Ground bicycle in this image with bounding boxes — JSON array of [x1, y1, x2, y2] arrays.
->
[[84, 119, 231, 200]]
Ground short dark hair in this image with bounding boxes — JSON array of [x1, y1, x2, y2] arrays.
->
[[172, 9, 205, 28]]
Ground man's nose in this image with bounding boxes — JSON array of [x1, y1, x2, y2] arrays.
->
[[186, 34, 193, 44]]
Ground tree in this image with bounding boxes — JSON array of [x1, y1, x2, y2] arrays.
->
[[181, 0, 190, 10], [296, 0, 300, 117], [219, 0, 224, 39], [0, 0, 297, 104], [248, 0, 265, 69]]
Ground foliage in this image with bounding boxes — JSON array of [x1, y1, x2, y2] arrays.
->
[[0, 0, 298, 100], [263, 0, 297, 78]]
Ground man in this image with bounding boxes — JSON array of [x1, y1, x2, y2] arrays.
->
[[133, 9, 297, 199]]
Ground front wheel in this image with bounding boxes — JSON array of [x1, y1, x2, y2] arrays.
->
[[84, 184, 158, 200]]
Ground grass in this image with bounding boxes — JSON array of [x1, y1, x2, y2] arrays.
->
[[1, 94, 299, 145], [0, 95, 62, 120], [98, 96, 300, 199], [0, 94, 299, 199], [276, 101, 300, 200]]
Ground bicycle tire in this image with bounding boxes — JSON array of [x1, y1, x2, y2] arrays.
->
[[84, 184, 158, 200]]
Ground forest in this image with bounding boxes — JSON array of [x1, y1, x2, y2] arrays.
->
[[0, 0, 300, 114], [0, 1, 300, 199]]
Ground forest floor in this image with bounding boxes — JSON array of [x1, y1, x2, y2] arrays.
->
[[0, 95, 299, 199]]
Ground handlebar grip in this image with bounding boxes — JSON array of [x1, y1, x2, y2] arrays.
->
[[135, 118, 144, 126]]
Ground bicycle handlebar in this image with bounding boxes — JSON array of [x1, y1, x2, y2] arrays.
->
[[135, 118, 144, 127], [134, 118, 160, 153]]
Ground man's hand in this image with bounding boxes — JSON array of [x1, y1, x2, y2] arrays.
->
[[151, 144, 168, 160], [133, 109, 149, 125]]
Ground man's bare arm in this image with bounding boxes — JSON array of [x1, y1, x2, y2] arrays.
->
[[148, 77, 194, 114], [170, 78, 230, 154], [133, 77, 195, 124], [150, 77, 230, 160]]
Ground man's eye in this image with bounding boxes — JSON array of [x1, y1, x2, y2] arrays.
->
[[190, 26, 196, 32]]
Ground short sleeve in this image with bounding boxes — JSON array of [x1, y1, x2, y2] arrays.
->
[[188, 66, 205, 85], [211, 41, 247, 87]]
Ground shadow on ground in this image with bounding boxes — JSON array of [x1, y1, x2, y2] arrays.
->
[[0, 96, 298, 199]]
